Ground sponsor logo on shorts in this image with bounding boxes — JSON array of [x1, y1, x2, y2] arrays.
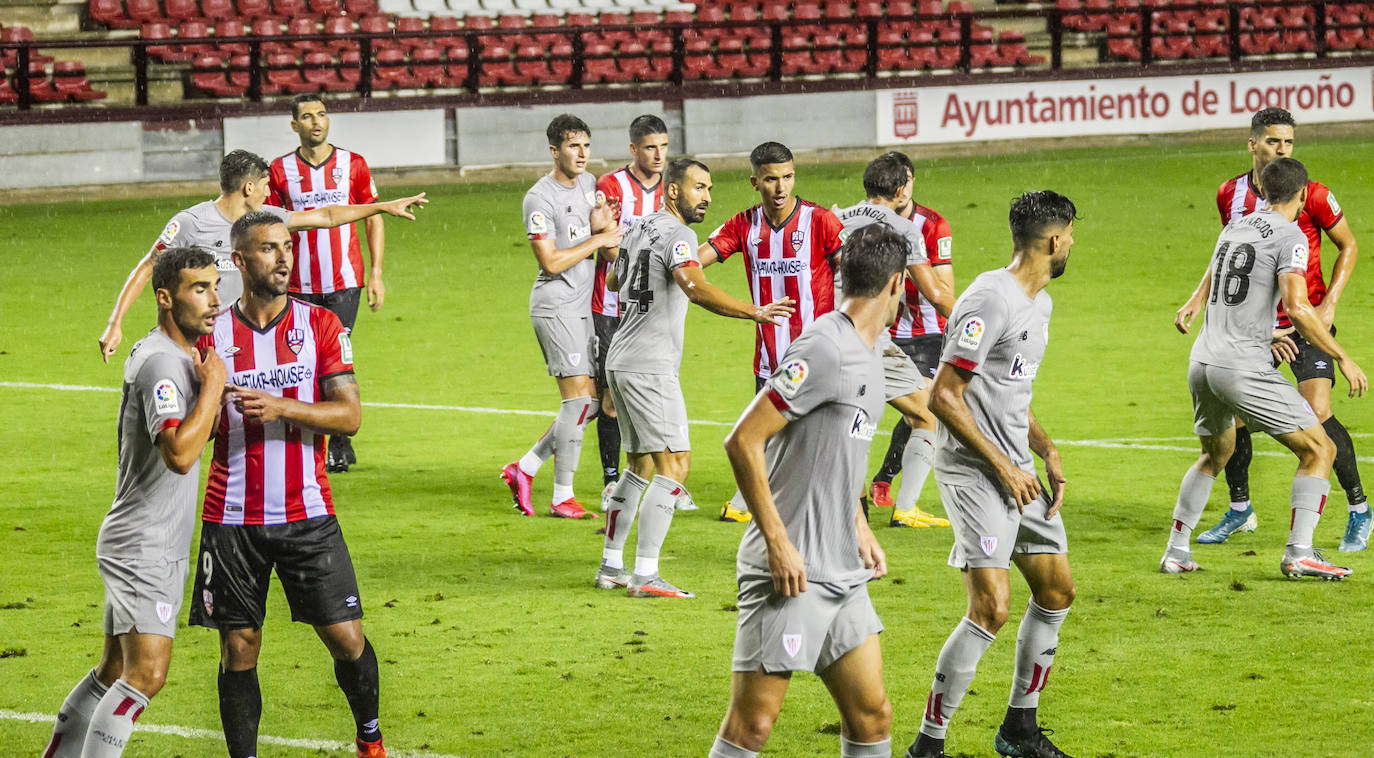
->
[[672, 240, 691, 260], [775, 360, 808, 398], [346, 595, 359, 608], [980, 536, 998, 555], [782, 633, 802, 658], [937, 237, 952, 261], [202, 589, 214, 616], [957, 317, 984, 350], [153, 379, 181, 415], [286, 328, 305, 355], [849, 409, 877, 441], [1009, 353, 1040, 379], [156, 601, 173, 624]]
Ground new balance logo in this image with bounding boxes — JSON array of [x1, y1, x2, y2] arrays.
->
[[1042, 646, 1057, 656]]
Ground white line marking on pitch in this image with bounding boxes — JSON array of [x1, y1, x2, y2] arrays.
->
[[0, 709, 464, 758]]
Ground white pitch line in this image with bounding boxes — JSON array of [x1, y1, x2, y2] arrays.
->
[[1059, 438, 1374, 463], [0, 709, 464, 758]]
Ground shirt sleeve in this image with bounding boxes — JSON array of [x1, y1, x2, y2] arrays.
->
[[664, 228, 701, 271], [1276, 229, 1310, 277], [152, 210, 193, 253], [903, 222, 929, 267], [817, 208, 846, 257], [764, 331, 842, 421], [708, 212, 745, 261], [263, 204, 292, 225], [1306, 182, 1344, 231], [940, 289, 1007, 374], [522, 190, 555, 242], [596, 173, 622, 213], [1215, 182, 1230, 227], [352, 154, 380, 205], [314, 309, 355, 379], [927, 216, 952, 266], [265, 160, 288, 209], [136, 351, 196, 442]]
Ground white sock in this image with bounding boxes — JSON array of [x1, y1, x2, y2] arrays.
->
[[602, 472, 650, 569], [1229, 499, 1251, 512], [551, 397, 597, 503], [633, 475, 682, 577], [44, 670, 108, 758], [1350, 502, 1369, 515], [727, 487, 748, 512], [1169, 468, 1214, 550], [1009, 601, 1069, 708], [840, 736, 891, 757], [1287, 475, 1330, 550], [896, 428, 936, 511], [922, 617, 996, 740], [709, 736, 758, 758], [82, 678, 149, 758]]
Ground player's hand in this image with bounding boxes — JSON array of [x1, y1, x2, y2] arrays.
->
[[98, 322, 123, 364], [752, 297, 796, 325], [367, 272, 385, 312], [593, 228, 625, 252], [1173, 298, 1202, 334], [193, 346, 227, 394], [997, 464, 1042, 512], [1338, 357, 1368, 398], [1270, 331, 1298, 364], [1043, 451, 1067, 519], [590, 197, 620, 233], [856, 517, 887, 580], [379, 193, 428, 220], [228, 385, 287, 423], [766, 536, 808, 597]]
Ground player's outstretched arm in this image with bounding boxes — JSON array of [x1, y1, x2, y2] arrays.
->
[[673, 266, 795, 324], [531, 228, 624, 277], [98, 249, 158, 362], [1174, 265, 1213, 334], [695, 242, 720, 267], [229, 374, 362, 435], [288, 193, 428, 231], [156, 348, 227, 474], [929, 362, 1041, 510], [1028, 408, 1066, 518], [1280, 273, 1368, 397], [1317, 217, 1358, 327], [724, 393, 806, 597], [908, 263, 954, 317]]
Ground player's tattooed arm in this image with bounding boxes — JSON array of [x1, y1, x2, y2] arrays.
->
[[229, 374, 362, 435], [725, 394, 807, 597], [929, 363, 1041, 510], [1028, 408, 1066, 518], [1279, 273, 1368, 398], [1317, 217, 1358, 328], [1174, 265, 1213, 334]]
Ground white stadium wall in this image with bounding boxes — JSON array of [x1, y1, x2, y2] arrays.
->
[[1, 65, 1370, 190]]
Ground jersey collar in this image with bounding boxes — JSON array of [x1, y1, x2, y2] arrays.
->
[[295, 145, 337, 170], [231, 299, 292, 334]]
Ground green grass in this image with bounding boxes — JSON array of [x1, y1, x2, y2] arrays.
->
[[3, 133, 1374, 757]]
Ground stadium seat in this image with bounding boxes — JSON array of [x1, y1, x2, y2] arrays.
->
[[996, 29, 1042, 65], [580, 41, 618, 82], [251, 18, 289, 54], [339, 48, 361, 84], [1078, 0, 1112, 32], [0, 77, 19, 104], [395, 15, 431, 48], [683, 37, 713, 77], [429, 14, 461, 46], [165, 0, 200, 22], [91, 0, 137, 29], [178, 19, 222, 58], [512, 42, 553, 82], [1151, 17, 1190, 59], [125, 0, 164, 26], [199, 0, 235, 19], [372, 45, 420, 86], [310, 0, 345, 14], [968, 26, 997, 67], [1, 26, 53, 66], [344, 0, 379, 14], [272, 0, 309, 19], [236, 0, 273, 20], [301, 50, 349, 90], [445, 41, 470, 82], [264, 51, 307, 92], [191, 56, 234, 96], [409, 44, 450, 85], [144, 21, 194, 62], [319, 15, 356, 52], [284, 16, 323, 53], [52, 60, 108, 101]]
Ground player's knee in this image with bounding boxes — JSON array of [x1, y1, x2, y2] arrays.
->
[[1037, 581, 1075, 611], [724, 708, 778, 750], [853, 695, 893, 737], [968, 592, 1010, 631], [123, 661, 169, 698], [220, 629, 261, 669], [320, 623, 365, 661]]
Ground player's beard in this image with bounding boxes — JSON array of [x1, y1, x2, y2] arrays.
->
[[682, 203, 707, 224], [1051, 252, 1070, 279], [173, 304, 219, 338]]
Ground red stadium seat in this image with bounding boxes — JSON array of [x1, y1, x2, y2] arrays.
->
[[178, 18, 220, 58], [372, 45, 421, 87], [272, 0, 308, 19], [286, 16, 323, 53], [1, 26, 53, 65], [20, 62, 65, 103], [252, 18, 289, 54], [90, 0, 136, 29], [581, 41, 618, 82], [1104, 20, 1139, 60], [125, 0, 164, 26], [1151, 17, 1190, 59], [191, 56, 236, 96], [429, 14, 461, 46], [235, 0, 272, 19], [321, 15, 356, 52], [143, 21, 192, 62], [394, 15, 430, 49], [339, 48, 361, 85], [411, 45, 452, 86], [343, 0, 376, 14], [165, 0, 200, 22], [309, 0, 344, 15], [302, 50, 347, 90], [512, 42, 552, 82], [53, 60, 108, 101], [200, 0, 234, 19], [683, 37, 714, 77], [996, 29, 1042, 65], [1079, 0, 1112, 32], [445, 42, 470, 84], [266, 51, 311, 92], [0, 77, 19, 104], [1055, 0, 1084, 31], [215, 18, 251, 54]]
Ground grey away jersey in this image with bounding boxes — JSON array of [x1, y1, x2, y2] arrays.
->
[[1191, 209, 1309, 371], [606, 210, 701, 375], [833, 201, 929, 268], [737, 312, 886, 586], [523, 172, 599, 317], [155, 201, 292, 306], [937, 268, 1052, 475], [96, 328, 201, 562]]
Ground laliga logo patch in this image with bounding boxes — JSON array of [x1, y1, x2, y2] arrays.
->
[[338, 332, 354, 364], [957, 317, 984, 350], [156, 601, 173, 624], [849, 408, 876, 441], [1291, 242, 1309, 270], [937, 237, 952, 261], [790, 230, 805, 253], [595, 190, 607, 207], [153, 379, 181, 415], [782, 633, 802, 658], [286, 328, 305, 355], [528, 211, 549, 233], [980, 536, 998, 555], [158, 220, 179, 246], [672, 240, 691, 260], [775, 359, 808, 398], [1328, 192, 1341, 215]]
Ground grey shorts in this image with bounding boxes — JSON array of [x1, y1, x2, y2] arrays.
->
[[936, 465, 1068, 570], [532, 313, 596, 378], [731, 574, 883, 675], [1188, 361, 1318, 437], [98, 555, 188, 638], [606, 370, 690, 453], [880, 334, 929, 402]]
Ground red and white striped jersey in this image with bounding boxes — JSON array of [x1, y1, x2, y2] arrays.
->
[[267, 146, 379, 295], [593, 167, 664, 318], [197, 299, 354, 526], [1216, 172, 1344, 326], [708, 199, 844, 378], [892, 202, 953, 339]]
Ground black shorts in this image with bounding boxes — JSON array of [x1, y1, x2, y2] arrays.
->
[[189, 516, 362, 630], [1277, 325, 1338, 384], [754, 375, 766, 394], [896, 334, 943, 379], [293, 288, 362, 333], [593, 312, 620, 392]]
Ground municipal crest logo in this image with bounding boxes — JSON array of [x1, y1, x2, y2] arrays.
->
[[331, 167, 344, 183], [790, 230, 805, 253], [893, 91, 918, 139], [286, 328, 305, 355], [775, 359, 808, 398], [980, 536, 998, 555], [782, 633, 802, 658], [202, 589, 214, 615], [156, 601, 173, 624]]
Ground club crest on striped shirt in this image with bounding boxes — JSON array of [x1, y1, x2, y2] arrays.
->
[[980, 536, 998, 555], [790, 230, 805, 252], [287, 328, 305, 355], [782, 633, 802, 658]]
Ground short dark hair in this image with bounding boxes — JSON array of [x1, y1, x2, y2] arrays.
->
[[882, 150, 914, 176], [1009, 191, 1078, 249], [231, 210, 287, 252], [1251, 107, 1296, 137], [1261, 157, 1308, 205], [291, 93, 325, 120], [665, 157, 709, 190], [547, 114, 590, 147], [840, 225, 907, 298], [629, 114, 668, 143], [152, 246, 217, 294], [220, 149, 269, 195], [749, 141, 794, 170], [863, 153, 909, 200]]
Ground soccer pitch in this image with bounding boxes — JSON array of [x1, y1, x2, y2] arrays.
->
[[2, 134, 1373, 757]]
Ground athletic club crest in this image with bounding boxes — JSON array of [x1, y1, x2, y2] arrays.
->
[[790, 230, 805, 253], [893, 91, 919, 139], [782, 633, 802, 658], [980, 536, 998, 555], [286, 328, 305, 355], [156, 601, 173, 624]]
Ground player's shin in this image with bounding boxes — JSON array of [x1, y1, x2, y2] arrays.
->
[[597, 414, 622, 485], [1322, 417, 1366, 509], [217, 667, 261, 758], [921, 617, 996, 740], [81, 679, 149, 758], [1006, 601, 1068, 736], [44, 670, 109, 758], [1287, 475, 1331, 549], [604, 472, 650, 569], [1225, 426, 1253, 509], [633, 476, 681, 578], [551, 397, 597, 504], [896, 428, 936, 511], [875, 419, 913, 484], [1169, 469, 1215, 550], [333, 638, 382, 744]]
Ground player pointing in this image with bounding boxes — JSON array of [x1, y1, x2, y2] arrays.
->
[[595, 158, 793, 599], [1161, 157, 1366, 580]]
